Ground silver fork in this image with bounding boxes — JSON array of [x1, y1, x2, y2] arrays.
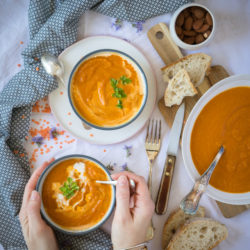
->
[[145, 119, 162, 195], [145, 119, 161, 240]]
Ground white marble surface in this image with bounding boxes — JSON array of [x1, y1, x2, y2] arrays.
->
[[0, 0, 250, 249]]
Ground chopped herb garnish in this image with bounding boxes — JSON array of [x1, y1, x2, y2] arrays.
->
[[112, 87, 127, 99], [110, 76, 131, 109], [110, 78, 118, 89], [117, 100, 123, 109], [60, 177, 79, 199], [120, 75, 132, 85]]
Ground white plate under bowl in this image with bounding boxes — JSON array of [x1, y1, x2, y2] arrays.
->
[[49, 36, 156, 145], [182, 74, 250, 205]]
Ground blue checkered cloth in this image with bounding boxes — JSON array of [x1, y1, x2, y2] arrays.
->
[[0, 0, 190, 249]]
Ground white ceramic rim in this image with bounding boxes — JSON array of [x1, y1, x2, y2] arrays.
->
[[182, 74, 250, 205], [169, 3, 216, 50], [36, 155, 116, 234], [48, 36, 157, 145]]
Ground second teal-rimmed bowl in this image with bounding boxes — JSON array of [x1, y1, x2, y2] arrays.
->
[[36, 154, 116, 235]]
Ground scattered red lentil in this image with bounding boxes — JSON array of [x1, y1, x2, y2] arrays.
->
[[21, 115, 26, 119], [68, 112, 71, 115], [41, 104, 51, 113], [32, 101, 40, 112], [31, 119, 40, 125], [36, 66, 39, 71], [13, 150, 19, 154], [20, 41, 24, 44], [20, 153, 25, 157], [59, 146, 63, 149], [34, 57, 39, 61], [90, 134, 94, 137], [69, 122, 72, 126], [60, 91, 63, 95], [17, 64, 21, 67], [104, 149, 106, 152]]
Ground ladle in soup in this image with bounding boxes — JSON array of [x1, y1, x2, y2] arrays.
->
[[180, 146, 224, 215]]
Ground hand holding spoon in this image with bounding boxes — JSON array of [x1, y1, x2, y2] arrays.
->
[[180, 146, 224, 215], [96, 179, 136, 191]]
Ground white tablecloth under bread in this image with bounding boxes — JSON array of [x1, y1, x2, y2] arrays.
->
[[1, 0, 250, 249]]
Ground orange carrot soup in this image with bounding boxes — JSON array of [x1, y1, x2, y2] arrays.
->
[[42, 158, 112, 230], [191, 87, 250, 193], [70, 52, 145, 127]]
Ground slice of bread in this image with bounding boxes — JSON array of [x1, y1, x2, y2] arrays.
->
[[164, 69, 197, 107], [162, 53, 212, 86], [166, 218, 228, 250], [162, 207, 205, 249]]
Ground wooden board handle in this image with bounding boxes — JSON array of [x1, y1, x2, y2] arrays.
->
[[147, 23, 183, 65], [155, 155, 176, 215]]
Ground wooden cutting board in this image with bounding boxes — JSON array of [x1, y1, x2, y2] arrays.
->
[[147, 23, 250, 218]]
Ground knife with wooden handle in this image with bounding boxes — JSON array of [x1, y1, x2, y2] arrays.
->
[[155, 103, 185, 215]]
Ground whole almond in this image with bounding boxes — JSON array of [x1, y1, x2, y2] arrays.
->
[[195, 34, 205, 44], [178, 33, 184, 40], [176, 13, 185, 26], [196, 24, 210, 33], [193, 19, 204, 30], [206, 12, 213, 26], [183, 30, 197, 36], [175, 25, 183, 35], [203, 30, 211, 39], [193, 8, 205, 19], [183, 36, 195, 44], [184, 16, 193, 31], [182, 9, 190, 18]]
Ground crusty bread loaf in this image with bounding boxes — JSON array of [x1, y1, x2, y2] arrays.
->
[[162, 207, 205, 249], [164, 69, 197, 107], [166, 218, 228, 250], [162, 53, 212, 86]]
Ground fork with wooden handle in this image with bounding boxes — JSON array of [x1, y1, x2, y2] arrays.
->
[[145, 119, 162, 240]]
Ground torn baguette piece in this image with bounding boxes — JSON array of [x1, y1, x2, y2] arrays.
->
[[164, 69, 197, 107], [162, 207, 205, 249], [166, 217, 228, 250], [162, 53, 212, 86]]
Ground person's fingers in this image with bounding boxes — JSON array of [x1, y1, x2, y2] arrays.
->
[[115, 175, 131, 220], [22, 158, 55, 210], [129, 194, 135, 208], [112, 172, 150, 198], [27, 190, 44, 230]]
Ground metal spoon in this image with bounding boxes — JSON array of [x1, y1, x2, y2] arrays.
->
[[41, 54, 65, 86], [180, 146, 224, 215], [96, 179, 136, 191], [41, 54, 92, 130]]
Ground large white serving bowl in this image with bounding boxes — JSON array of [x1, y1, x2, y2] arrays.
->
[[182, 74, 250, 205]]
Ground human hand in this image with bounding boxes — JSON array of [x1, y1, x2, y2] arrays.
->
[[19, 158, 58, 250], [111, 171, 154, 250]]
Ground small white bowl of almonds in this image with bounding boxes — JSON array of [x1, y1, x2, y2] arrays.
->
[[170, 3, 215, 50]]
